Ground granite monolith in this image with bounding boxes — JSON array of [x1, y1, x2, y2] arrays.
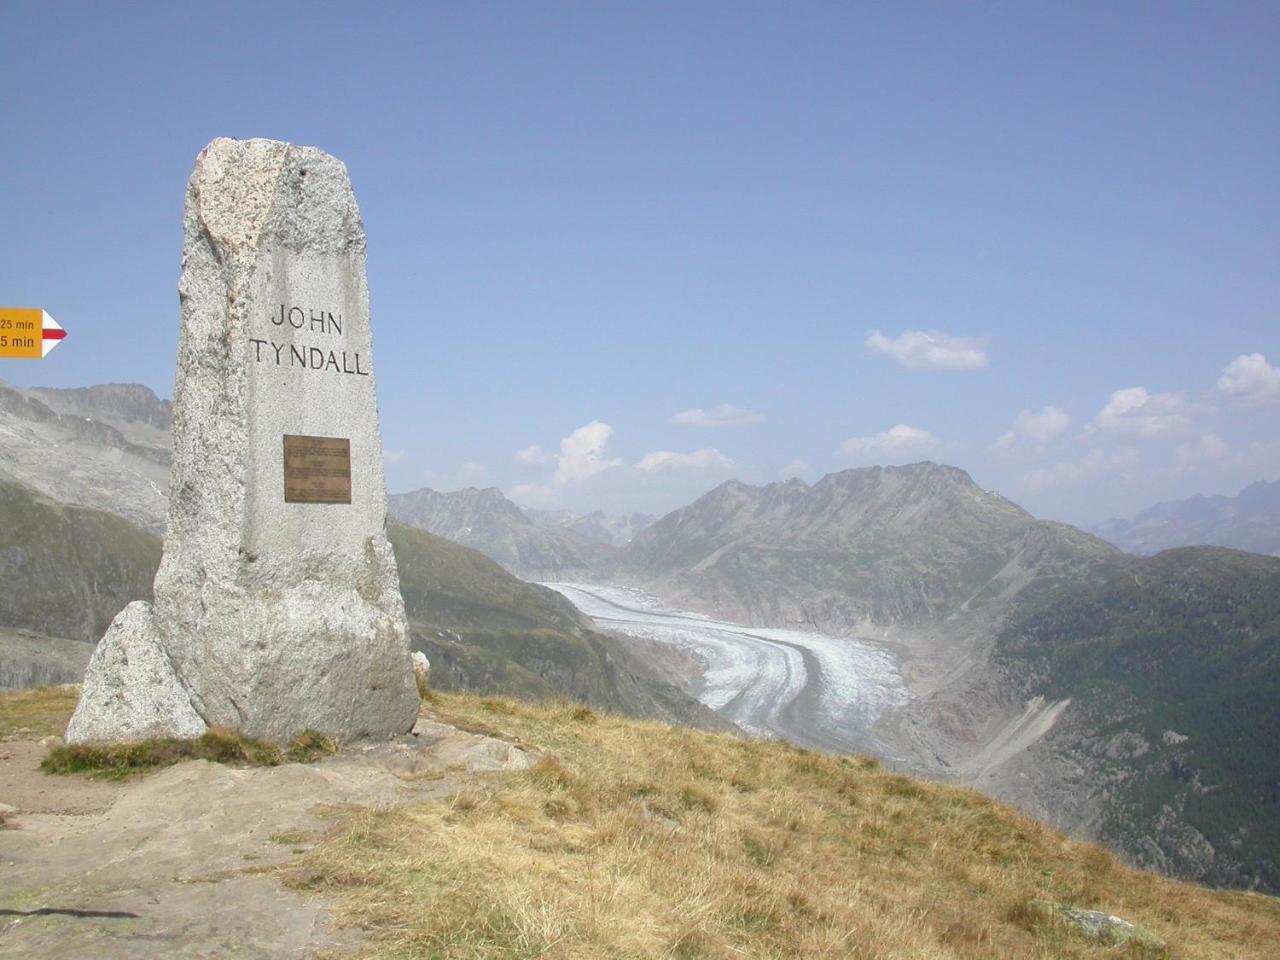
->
[[67, 138, 420, 744]]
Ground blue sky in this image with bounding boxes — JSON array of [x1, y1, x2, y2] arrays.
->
[[3, 2, 1277, 523]]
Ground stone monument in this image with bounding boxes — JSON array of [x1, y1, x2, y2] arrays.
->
[[66, 138, 420, 744]]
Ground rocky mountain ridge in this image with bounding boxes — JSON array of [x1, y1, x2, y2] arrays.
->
[[522, 507, 655, 547], [0, 381, 170, 533], [617, 463, 1118, 635], [1091, 479, 1280, 557], [26, 382, 173, 435], [387, 486, 617, 579]]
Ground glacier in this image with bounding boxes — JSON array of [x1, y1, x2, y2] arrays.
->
[[545, 583, 906, 755]]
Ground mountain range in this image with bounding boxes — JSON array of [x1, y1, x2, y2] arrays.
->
[[1091, 480, 1280, 557], [369, 460, 1280, 890], [523, 507, 655, 547], [0, 380, 171, 533], [615, 465, 1116, 634], [388, 486, 616, 580], [585, 464, 1279, 890], [386, 490, 654, 579], [4, 381, 1278, 893]]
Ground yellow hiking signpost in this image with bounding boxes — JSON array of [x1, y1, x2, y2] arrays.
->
[[0, 308, 66, 358]]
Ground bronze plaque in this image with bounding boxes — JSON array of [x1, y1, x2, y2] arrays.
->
[[283, 435, 352, 504]]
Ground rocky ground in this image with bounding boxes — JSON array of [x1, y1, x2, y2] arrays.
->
[[0, 711, 536, 959]]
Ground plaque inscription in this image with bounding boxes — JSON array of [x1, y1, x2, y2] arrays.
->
[[283, 435, 352, 504]]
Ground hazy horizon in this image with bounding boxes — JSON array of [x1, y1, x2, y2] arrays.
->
[[384, 458, 1274, 529]]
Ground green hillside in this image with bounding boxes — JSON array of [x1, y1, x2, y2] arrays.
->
[[0, 492, 714, 729], [0, 478, 160, 644], [388, 521, 722, 728], [998, 547, 1280, 891]]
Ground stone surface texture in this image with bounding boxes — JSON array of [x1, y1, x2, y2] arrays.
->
[[67, 138, 419, 744], [412, 650, 431, 697], [64, 603, 208, 743], [1027, 899, 1167, 953]]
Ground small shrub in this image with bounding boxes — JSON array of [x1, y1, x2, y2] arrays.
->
[[287, 730, 340, 763]]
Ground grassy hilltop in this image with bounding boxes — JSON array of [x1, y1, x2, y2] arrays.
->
[[4, 685, 1278, 959], [293, 693, 1278, 960]]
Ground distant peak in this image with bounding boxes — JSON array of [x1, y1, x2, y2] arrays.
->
[[704, 478, 751, 496], [817, 461, 977, 487]]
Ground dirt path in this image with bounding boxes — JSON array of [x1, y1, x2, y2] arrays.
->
[[0, 718, 535, 958]]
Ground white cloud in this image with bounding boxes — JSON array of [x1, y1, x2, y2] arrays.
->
[[507, 420, 624, 507], [670, 403, 764, 428], [1217, 353, 1280, 405], [383, 448, 407, 465], [635, 447, 735, 473], [553, 421, 623, 486], [866, 329, 988, 370], [1091, 387, 1189, 437], [1019, 446, 1140, 493], [1173, 434, 1230, 473], [995, 405, 1070, 455], [779, 459, 812, 479], [456, 462, 488, 486], [515, 444, 548, 466], [836, 424, 939, 461]]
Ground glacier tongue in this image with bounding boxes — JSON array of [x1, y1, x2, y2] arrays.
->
[[545, 583, 906, 754]]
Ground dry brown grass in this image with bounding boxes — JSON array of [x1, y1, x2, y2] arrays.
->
[[291, 693, 1280, 959], [6, 685, 1275, 956], [0, 684, 76, 740]]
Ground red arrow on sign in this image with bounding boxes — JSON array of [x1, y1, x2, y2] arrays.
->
[[0, 308, 66, 359], [41, 314, 66, 356]]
